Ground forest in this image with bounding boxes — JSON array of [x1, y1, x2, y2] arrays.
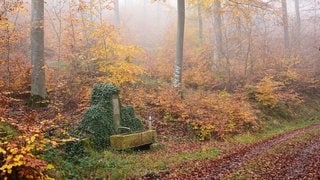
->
[[0, 0, 320, 179]]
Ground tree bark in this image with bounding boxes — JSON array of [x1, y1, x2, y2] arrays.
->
[[31, 0, 46, 98], [213, 0, 223, 68], [197, 0, 203, 44], [294, 0, 301, 56], [173, 0, 185, 88], [281, 0, 290, 59], [114, 0, 120, 28]]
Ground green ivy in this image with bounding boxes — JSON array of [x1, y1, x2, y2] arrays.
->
[[78, 83, 144, 150], [121, 106, 143, 132]]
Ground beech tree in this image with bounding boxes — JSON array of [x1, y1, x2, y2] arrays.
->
[[173, 0, 185, 88], [281, 0, 290, 59], [197, 0, 203, 44], [294, 0, 301, 56], [31, 0, 46, 99], [213, 0, 223, 68], [114, 0, 120, 28]]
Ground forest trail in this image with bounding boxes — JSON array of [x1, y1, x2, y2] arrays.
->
[[142, 123, 320, 179]]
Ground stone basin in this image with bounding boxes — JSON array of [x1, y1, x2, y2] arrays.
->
[[110, 130, 156, 150]]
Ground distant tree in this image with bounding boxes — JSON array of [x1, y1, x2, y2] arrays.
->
[[197, 0, 203, 44], [213, 0, 223, 68], [294, 0, 301, 56], [281, 0, 290, 59], [114, 0, 120, 28], [31, 0, 46, 100], [173, 0, 185, 88]]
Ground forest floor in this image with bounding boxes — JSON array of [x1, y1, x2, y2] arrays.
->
[[2, 88, 320, 179], [142, 123, 320, 179]]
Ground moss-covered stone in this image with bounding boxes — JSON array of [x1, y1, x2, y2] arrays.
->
[[78, 83, 144, 150], [90, 83, 119, 106], [110, 130, 156, 150], [79, 105, 115, 149], [121, 106, 143, 132]]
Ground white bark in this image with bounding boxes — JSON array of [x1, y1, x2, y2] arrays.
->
[[31, 0, 46, 98], [173, 0, 185, 88]]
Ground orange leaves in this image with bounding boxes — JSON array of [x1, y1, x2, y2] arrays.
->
[[122, 85, 260, 141], [0, 131, 50, 179]]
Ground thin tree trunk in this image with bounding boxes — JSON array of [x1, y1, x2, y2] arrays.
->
[[213, 0, 223, 68], [281, 0, 290, 59], [223, 18, 231, 90], [294, 0, 301, 56], [245, 27, 252, 78], [31, 0, 46, 98], [236, 16, 242, 59], [197, 0, 203, 44], [6, 21, 11, 91], [98, 0, 108, 60], [262, 14, 268, 65], [114, 0, 120, 28], [173, 0, 185, 88]]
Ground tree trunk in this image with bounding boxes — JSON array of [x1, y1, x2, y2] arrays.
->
[[197, 0, 203, 44], [5, 19, 11, 91], [213, 0, 223, 68], [31, 0, 46, 99], [173, 0, 185, 88], [281, 0, 290, 59], [294, 0, 301, 57], [114, 0, 120, 28]]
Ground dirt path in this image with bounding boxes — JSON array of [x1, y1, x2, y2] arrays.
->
[[142, 123, 320, 179]]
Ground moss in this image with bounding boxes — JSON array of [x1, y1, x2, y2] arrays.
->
[[0, 122, 19, 141], [27, 95, 49, 107], [78, 83, 144, 150], [110, 130, 156, 150]]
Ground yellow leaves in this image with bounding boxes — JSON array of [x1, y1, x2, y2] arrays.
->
[[255, 76, 282, 108], [0, 117, 5, 122], [192, 122, 215, 141], [9, 148, 18, 154], [0, 131, 52, 178], [46, 164, 55, 170], [0, 147, 6, 154], [100, 60, 145, 86]]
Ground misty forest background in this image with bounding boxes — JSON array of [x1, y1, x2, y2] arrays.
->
[[1, 0, 320, 179]]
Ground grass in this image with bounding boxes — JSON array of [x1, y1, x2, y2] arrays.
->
[[230, 119, 320, 144], [44, 144, 221, 179], [230, 96, 320, 144]]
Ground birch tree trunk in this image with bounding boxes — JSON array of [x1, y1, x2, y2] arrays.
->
[[31, 0, 46, 99], [173, 0, 185, 88], [213, 0, 223, 68], [281, 0, 290, 59]]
